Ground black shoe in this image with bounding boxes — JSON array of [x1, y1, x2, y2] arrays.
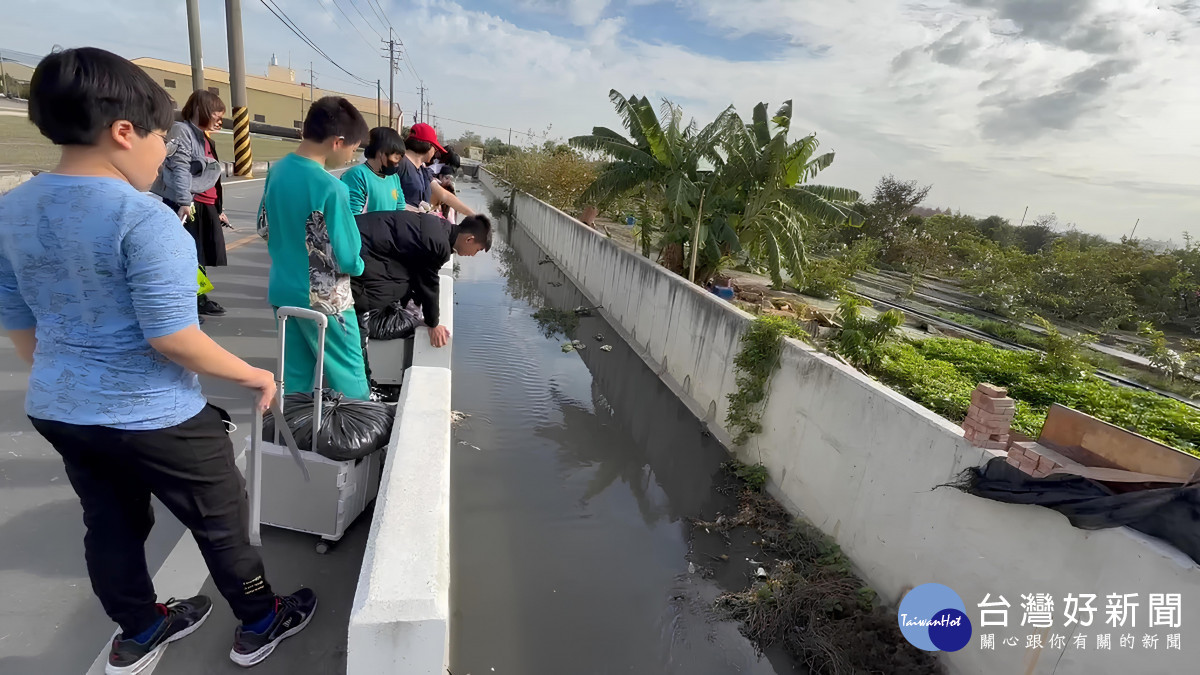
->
[[106, 595, 213, 675], [199, 297, 226, 316], [229, 588, 318, 668]]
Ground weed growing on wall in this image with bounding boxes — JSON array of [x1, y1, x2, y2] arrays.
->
[[724, 460, 769, 492], [727, 316, 809, 445]]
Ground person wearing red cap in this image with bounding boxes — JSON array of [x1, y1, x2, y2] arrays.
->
[[398, 122, 475, 218]]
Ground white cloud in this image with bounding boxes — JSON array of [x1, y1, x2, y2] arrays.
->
[[518, 0, 611, 25], [3, 0, 1198, 241], [588, 16, 626, 46]]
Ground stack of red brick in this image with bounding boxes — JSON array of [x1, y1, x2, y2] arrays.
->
[[962, 383, 1014, 452], [1006, 440, 1069, 478]]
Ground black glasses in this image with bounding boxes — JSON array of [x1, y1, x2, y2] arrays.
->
[[130, 124, 179, 155]]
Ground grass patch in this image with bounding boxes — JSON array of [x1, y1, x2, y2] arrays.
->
[[871, 337, 1200, 455], [209, 131, 301, 164], [0, 114, 58, 171], [0, 116, 300, 171], [708, 468, 942, 675], [932, 310, 1200, 399], [934, 310, 1046, 349]]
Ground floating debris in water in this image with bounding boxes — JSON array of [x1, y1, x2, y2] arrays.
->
[[600, 345, 613, 352], [538, 256, 554, 265], [594, 334, 605, 341], [456, 440, 482, 451], [548, 281, 563, 287], [572, 306, 597, 316], [561, 342, 576, 353], [571, 340, 586, 350], [688, 561, 696, 574], [451, 411, 470, 426]]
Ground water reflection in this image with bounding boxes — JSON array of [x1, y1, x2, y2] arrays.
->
[[449, 197, 795, 675]]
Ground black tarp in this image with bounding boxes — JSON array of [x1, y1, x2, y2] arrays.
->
[[955, 458, 1200, 565]]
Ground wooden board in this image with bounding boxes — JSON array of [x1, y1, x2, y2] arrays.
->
[[1038, 404, 1200, 482]]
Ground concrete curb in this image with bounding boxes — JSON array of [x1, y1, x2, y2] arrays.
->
[[348, 262, 455, 674], [222, 160, 271, 177], [0, 170, 35, 195]]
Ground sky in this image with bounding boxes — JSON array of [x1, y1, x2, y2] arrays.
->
[[3, 0, 1200, 242]]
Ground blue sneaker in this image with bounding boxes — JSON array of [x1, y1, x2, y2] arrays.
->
[[229, 588, 318, 667], [106, 595, 212, 675]]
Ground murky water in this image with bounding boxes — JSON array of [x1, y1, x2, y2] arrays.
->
[[450, 189, 801, 675]]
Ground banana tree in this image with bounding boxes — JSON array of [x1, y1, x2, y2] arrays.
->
[[570, 91, 732, 273], [713, 101, 863, 287]]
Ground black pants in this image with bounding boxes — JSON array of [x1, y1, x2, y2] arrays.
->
[[31, 404, 275, 636]]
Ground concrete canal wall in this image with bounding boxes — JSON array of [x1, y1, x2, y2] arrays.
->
[[480, 169, 1200, 675]]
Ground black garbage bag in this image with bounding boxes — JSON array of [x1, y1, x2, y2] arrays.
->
[[364, 301, 420, 340], [263, 388, 394, 461], [952, 457, 1200, 565]]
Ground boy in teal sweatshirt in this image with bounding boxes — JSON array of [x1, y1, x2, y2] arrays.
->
[[259, 97, 371, 399]]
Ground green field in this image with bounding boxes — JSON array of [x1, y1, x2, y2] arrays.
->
[[0, 116, 301, 170]]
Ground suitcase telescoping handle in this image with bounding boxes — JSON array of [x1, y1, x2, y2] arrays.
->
[[275, 306, 328, 444], [246, 307, 326, 546]]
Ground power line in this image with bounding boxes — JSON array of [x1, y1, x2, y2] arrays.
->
[[329, 0, 378, 52], [362, 0, 391, 32], [347, 0, 385, 39], [311, 69, 376, 91], [259, 0, 373, 87], [367, 0, 396, 33], [432, 114, 539, 138]]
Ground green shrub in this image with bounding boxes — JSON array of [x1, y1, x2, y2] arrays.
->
[[727, 316, 810, 445], [798, 257, 849, 299], [1027, 315, 1095, 378], [870, 337, 1200, 454], [832, 295, 905, 369], [725, 460, 770, 491]]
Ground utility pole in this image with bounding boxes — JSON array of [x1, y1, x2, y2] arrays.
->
[[1130, 218, 1141, 239], [309, 61, 314, 107], [1018, 205, 1028, 228], [383, 29, 396, 128], [186, 0, 205, 93], [376, 79, 381, 127], [508, 127, 512, 148], [418, 84, 426, 124], [224, 0, 253, 177]]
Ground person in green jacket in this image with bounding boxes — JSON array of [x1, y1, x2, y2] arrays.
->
[[341, 127, 404, 213], [258, 97, 371, 399]]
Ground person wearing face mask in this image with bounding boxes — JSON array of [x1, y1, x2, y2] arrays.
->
[[151, 89, 232, 319], [341, 126, 405, 214]]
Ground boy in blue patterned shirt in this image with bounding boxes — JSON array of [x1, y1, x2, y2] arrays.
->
[[0, 48, 315, 673]]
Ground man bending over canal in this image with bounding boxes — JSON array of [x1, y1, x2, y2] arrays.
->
[[354, 211, 493, 348]]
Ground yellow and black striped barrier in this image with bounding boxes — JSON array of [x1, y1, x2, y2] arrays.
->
[[231, 106, 253, 177]]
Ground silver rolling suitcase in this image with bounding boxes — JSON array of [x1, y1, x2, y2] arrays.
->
[[246, 307, 383, 554]]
